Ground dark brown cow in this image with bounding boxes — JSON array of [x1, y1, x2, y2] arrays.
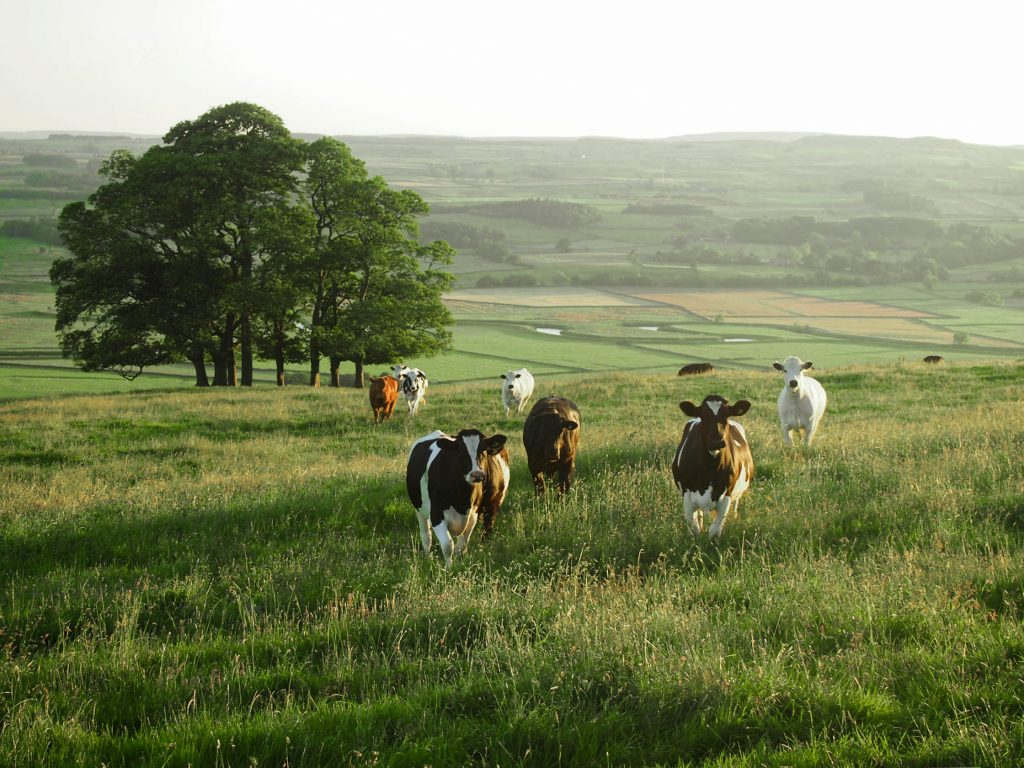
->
[[523, 396, 581, 494], [368, 375, 398, 423], [923, 355, 944, 364], [678, 362, 714, 376], [671, 394, 754, 539]]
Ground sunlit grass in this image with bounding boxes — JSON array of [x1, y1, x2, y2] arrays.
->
[[0, 361, 1022, 765]]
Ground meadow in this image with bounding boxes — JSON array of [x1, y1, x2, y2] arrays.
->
[[1, 360, 1023, 766]]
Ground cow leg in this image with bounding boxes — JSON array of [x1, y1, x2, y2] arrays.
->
[[558, 463, 574, 493], [780, 424, 794, 447], [432, 520, 455, 565], [682, 495, 703, 536], [415, 509, 433, 556], [453, 511, 478, 558], [708, 496, 732, 539], [532, 471, 546, 495], [804, 422, 818, 447]]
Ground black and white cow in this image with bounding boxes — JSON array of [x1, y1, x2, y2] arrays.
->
[[391, 364, 428, 415], [406, 429, 510, 565]]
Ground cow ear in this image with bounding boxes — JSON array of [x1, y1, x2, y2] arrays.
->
[[484, 434, 507, 454], [418, 371, 427, 379], [436, 437, 460, 452], [772, 362, 784, 371], [562, 420, 579, 431], [728, 400, 752, 417], [801, 361, 813, 370], [679, 401, 700, 417]]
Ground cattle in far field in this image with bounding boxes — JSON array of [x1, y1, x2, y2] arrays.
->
[[523, 396, 581, 494], [406, 429, 510, 565], [671, 394, 754, 539], [923, 355, 944, 364], [391, 364, 429, 415], [773, 356, 828, 447], [678, 362, 714, 376], [368, 374, 398, 423], [500, 367, 535, 417]]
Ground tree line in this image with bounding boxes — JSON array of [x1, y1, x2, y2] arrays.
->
[[50, 103, 453, 388]]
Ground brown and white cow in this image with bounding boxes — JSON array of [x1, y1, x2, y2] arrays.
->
[[406, 429, 510, 565], [523, 396, 581, 494], [368, 374, 398, 423], [671, 394, 754, 539]]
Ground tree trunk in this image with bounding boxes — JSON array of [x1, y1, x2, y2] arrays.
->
[[240, 311, 253, 386], [330, 356, 341, 387], [353, 357, 364, 388], [309, 340, 321, 387], [191, 348, 210, 387], [275, 341, 286, 386]]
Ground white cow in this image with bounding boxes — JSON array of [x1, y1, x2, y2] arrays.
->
[[499, 367, 535, 417], [773, 356, 827, 447], [392, 364, 429, 415]]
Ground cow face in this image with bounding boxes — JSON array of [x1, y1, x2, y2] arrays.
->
[[500, 371, 522, 393], [437, 429, 508, 484], [533, 413, 579, 462], [680, 395, 751, 458], [773, 356, 813, 393], [391, 364, 410, 381], [401, 370, 426, 395]]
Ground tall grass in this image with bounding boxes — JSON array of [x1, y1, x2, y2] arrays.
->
[[1, 361, 1022, 766]]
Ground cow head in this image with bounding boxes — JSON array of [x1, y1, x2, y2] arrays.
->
[[402, 369, 427, 395], [533, 412, 579, 462], [437, 429, 508, 484], [773, 356, 813, 393], [500, 371, 522, 393], [679, 395, 751, 458]]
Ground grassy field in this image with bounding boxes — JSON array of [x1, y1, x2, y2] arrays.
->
[[1, 361, 1023, 766]]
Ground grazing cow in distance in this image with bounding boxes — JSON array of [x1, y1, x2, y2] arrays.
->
[[406, 429, 510, 565], [923, 355, 944, 364], [671, 394, 754, 539], [523, 396, 581, 494], [500, 367, 535, 417], [678, 362, 714, 376], [391, 364, 429, 415], [368, 374, 398, 423], [773, 356, 828, 447]]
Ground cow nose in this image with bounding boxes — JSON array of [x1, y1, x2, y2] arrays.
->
[[468, 470, 485, 483], [788, 379, 798, 388]]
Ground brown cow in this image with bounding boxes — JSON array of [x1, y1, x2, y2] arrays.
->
[[368, 374, 398, 423], [671, 394, 754, 539], [678, 362, 714, 376], [523, 396, 581, 494]]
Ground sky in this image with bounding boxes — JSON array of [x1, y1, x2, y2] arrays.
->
[[2, 0, 1021, 145]]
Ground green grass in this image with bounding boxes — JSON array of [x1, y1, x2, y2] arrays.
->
[[1, 362, 1023, 765]]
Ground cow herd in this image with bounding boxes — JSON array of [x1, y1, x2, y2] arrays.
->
[[374, 357, 831, 565]]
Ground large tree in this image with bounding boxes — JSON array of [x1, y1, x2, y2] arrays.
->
[[52, 103, 307, 386], [302, 138, 453, 387], [52, 106, 454, 388]]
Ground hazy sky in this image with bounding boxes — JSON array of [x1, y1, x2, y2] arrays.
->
[[2, 0, 1020, 145]]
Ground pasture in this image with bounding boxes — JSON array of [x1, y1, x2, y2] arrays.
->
[[1, 361, 1023, 766]]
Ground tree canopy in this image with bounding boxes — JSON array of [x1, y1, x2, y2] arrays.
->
[[50, 103, 454, 387]]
